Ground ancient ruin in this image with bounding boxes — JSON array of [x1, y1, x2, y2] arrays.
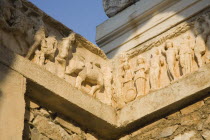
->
[[0, 0, 210, 139]]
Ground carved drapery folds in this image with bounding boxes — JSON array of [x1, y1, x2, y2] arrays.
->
[[29, 29, 113, 105], [1, 0, 210, 109], [115, 13, 210, 107], [0, 0, 112, 105]]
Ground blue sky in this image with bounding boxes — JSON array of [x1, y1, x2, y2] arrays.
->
[[28, 0, 108, 44]]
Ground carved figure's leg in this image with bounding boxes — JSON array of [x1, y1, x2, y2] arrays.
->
[[195, 52, 203, 67], [89, 85, 101, 96], [75, 76, 83, 90], [26, 40, 41, 59]]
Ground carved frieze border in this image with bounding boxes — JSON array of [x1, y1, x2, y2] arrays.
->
[[125, 8, 210, 60]]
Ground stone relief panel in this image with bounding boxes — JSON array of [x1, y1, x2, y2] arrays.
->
[[114, 11, 210, 107], [29, 28, 113, 106], [0, 0, 113, 106], [1, 0, 210, 110]]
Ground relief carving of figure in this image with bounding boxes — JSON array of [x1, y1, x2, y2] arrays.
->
[[33, 50, 45, 66], [121, 60, 136, 103], [206, 35, 210, 63], [75, 62, 104, 96], [134, 56, 149, 98], [162, 40, 179, 80], [26, 26, 46, 59], [55, 33, 75, 78], [194, 20, 207, 67], [159, 54, 171, 88], [40, 36, 57, 62], [102, 65, 113, 105], [149, 48, 162, 90], [203, 14, 210, 63], [32, 36, 57, 74], [179, 33, 194, 75]]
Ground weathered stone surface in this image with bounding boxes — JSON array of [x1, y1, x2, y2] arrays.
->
[[197, 122, 203, 131], [39, 109, 50, 117], [24, 109, 35, 122], [201, 129, 210, 140], [55, 117, 82, 134], [181, 112, 200, 126], [103, 0, 138, 17], [0, 63, 26, 140], [204, 97, 210, 105], [33, 115, 71, 140], [181, 101, 204, 115], [159, 125, 179, 138], [173, 131, 196, 140], [167, 111, 182, 120], [85, 133, 98, 140], [29, 101, 40, 109], [31, 128, 49, 140], [70, 134, 83, 140]]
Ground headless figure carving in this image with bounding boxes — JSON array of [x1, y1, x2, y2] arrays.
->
[[149, 49, 162, 90], [134, 56, 149, 98], [121, 61, 136, 103], [179, 33, 194, 75], [26, 26, 46, 59], [102, 66, 113, 105], [162, 40, 179, 80], [203, 14, 210, 63], [194, 20, 206, 67]]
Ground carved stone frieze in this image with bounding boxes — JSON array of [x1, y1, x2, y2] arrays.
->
[[1, 0, 210, 108], [114, 10, 210, 105]]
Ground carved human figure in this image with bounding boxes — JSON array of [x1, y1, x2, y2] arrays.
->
[[160, 54, 171, 88], [203, 14, 210, 63], [205, 35, 210, 64], [102, 66, 113, 105], [134, 56, 149, 98], [33, 50, 44, 66], [121, 61, 136, 103], [26, 26, 46, 59], [55, 33, 75, 78], [194, 20, 206, 67], [162, 40, 179, 80], [149, 48, 162, 90], [40, 36, 57, 62], [179, 33, 194, 75]]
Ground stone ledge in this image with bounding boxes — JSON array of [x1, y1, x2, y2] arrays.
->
[[0, 47, 210, 139], [0, 47, 117, 139], [97, 0, 210, 58], [118, 63, 210, 125]]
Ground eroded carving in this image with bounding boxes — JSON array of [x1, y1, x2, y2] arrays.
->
[[162, 40, 179, 80], [55, 33, 75, 78], [120, 54, 136, 103], [134, 56, 149, 98], [102, 65, 113, 105], [75, 62, 104, 96], [149, 49, 162, 90]]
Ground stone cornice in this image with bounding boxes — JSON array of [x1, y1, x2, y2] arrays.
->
[[96, 0, 209, 58]]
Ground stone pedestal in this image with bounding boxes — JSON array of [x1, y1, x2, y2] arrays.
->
[[96, 0, 210, 58], [0, 63, 26, 140]]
